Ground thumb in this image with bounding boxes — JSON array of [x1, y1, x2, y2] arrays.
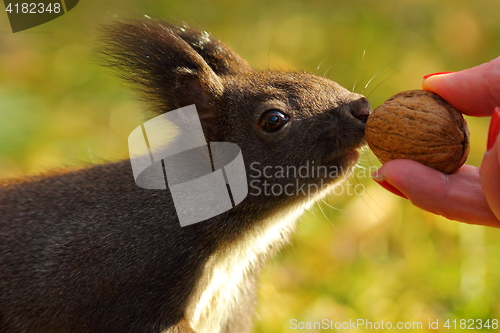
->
[[422, 57, 500, 117]]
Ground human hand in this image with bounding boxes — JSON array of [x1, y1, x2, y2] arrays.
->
[[372, 57, 500, 228]]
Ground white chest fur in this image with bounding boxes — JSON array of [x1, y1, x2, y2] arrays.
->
[[186, 205, 305, 333], [185, 177, 348, 333]]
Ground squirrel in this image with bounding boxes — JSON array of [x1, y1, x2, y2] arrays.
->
[[0, 19, 370, 333]]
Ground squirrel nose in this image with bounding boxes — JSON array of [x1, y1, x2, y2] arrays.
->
[[349, 97, 371, 123]]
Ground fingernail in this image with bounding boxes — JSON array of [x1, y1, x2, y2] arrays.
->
[[487, 107, 500, 151], [422, 72, 455, 80], [372, 178, 408, 199]]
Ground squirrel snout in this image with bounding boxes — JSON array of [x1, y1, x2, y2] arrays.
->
[[349, 97, 371, 123]]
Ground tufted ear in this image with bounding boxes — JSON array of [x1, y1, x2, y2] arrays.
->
[[163, 22, 253, 76], [100, 19, 251, 115]]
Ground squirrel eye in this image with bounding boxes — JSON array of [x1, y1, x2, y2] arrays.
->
[[259, 110, 289, 132]]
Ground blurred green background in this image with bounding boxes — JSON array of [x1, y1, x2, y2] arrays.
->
[[1, 0, 500, 332]]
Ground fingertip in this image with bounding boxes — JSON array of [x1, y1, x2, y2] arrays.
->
[[421, 72, 455, 93], [422, 59, 500, 117], [372, 178, 408, 199], [422, 72, 455, 80], [371, 161, 409, 199], [373, 159, 447, 197], [373, 160, 498, 226]]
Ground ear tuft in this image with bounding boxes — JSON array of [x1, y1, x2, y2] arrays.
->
[[99, 19, 247, 114], [166, 23, 252, 76]]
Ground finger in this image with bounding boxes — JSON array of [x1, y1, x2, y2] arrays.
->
[[374, 159, 500, 227], [422, 57, 500, 117], [480, 135, 500, 220]]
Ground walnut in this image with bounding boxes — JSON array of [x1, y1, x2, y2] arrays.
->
[[365, 90, 470, 174]]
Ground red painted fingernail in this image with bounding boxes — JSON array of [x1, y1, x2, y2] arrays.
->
[[422, 72, 455, 80], [373, 179, 408, 199], [487, 107, 500, 151]]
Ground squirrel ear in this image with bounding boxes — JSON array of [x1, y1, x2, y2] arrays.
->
[[165, 23, 252, 76], [100, 20, 248, 114]]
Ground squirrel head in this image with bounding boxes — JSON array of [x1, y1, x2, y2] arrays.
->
[[101, 19, 369, 205]]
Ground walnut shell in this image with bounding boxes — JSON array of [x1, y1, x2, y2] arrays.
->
[[366, 90, 470, 174]]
